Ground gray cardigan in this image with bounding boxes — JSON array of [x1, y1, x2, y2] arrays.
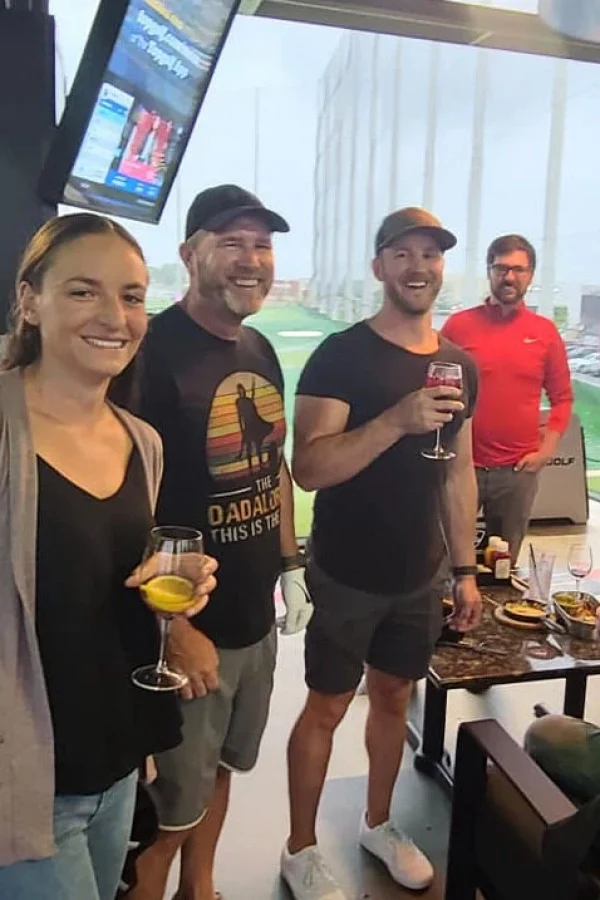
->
[[0, 368, 163, 865]]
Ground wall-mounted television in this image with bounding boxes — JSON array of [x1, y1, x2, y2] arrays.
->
[[39, 0, 241, 224]]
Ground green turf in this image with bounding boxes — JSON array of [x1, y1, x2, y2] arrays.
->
[[588, 475, 600, 494], [247, 303, 346, 425], [247, 303, 346, 536], [573, 380, 600, 468]]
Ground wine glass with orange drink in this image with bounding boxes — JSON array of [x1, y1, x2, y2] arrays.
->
[[132, 525, 205, 692]]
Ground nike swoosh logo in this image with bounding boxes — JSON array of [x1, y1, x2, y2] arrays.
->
[[523, 338, 537, 344]]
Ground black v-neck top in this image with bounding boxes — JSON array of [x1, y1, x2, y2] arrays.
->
[[35, 449, 181, 796]]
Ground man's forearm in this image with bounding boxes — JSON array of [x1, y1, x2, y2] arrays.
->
[[279, 460, 300, 563], [539, 427, 561, 460], [293, 409, 404, 491], [439, 462, 478, 568]]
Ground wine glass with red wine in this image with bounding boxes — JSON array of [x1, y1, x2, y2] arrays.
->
[[421, 361, 463, 461]]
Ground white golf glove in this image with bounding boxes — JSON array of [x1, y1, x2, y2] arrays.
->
[[279, 567, 313, 635]]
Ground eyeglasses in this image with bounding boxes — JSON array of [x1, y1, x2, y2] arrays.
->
[[489, 264, 531, 277]]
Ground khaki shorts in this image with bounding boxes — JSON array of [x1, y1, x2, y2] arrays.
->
[[148, 627, 277, 830]]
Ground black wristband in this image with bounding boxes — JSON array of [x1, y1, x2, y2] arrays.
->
[[281, 552, 304, 572], [452, 565, 477, 579]]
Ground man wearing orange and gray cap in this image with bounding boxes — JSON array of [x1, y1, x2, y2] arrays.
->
[[281, 207, 481, 899]]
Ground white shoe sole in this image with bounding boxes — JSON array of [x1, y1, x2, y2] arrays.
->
[[359, 839, 434, 892]]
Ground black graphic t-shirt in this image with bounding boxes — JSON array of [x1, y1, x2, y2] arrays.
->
[[135, 304, 285, 649], [297, 322, 478, 595]]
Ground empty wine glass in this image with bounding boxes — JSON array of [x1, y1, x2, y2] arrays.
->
[[567, 543, 592, 598], [421, 361, 463, 461]]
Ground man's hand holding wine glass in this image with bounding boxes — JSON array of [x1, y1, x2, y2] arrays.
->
[[391, 383, 464, 437]]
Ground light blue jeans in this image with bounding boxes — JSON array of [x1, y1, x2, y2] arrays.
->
[[0, 769, 137, 900]]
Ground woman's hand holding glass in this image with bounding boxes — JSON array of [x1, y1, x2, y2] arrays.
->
[[126, 549, 218, 618], [126, 526, 218, 692]]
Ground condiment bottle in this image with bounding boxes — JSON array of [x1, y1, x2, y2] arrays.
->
[[483, 535, 502, 569], [491, 540, 511, 581]]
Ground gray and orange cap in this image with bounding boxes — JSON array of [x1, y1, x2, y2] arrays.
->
[[185, 184, 290, 240], [375, 206, 457, 255]]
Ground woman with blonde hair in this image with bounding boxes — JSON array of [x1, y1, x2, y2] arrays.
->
[[0, 213, 217, 899]]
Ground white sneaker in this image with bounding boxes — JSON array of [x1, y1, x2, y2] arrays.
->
[[280, 844, 348, 900], [359, 814, 434, 891]]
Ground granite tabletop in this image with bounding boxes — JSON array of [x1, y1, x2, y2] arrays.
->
[[431, 585, 600, 689]]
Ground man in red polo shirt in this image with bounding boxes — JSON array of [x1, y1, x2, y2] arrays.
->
[[442, 234, 573, 566]]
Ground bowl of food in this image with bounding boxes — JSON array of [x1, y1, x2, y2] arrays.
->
[[552, 591, 582, 615], [503, 599, 548, 624], [553, 591, 598, 641]]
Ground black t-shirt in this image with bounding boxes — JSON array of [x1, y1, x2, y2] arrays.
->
[[35, 449, 182, 796], [133, 304, 285, 649], [297, 322, 478, 594]]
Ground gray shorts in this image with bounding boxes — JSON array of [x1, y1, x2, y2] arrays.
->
[[304, 558, 444, 695], [476, 465, 540, 565], [148, 627, 277, 830]]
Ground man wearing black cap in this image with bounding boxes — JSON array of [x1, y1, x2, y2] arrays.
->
[[127, 185, 312, 900], [280, 208, 481, 899]]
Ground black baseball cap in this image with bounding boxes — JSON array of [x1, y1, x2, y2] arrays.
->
[[185, 184, 290, 240], [375, 207, 457, 255]]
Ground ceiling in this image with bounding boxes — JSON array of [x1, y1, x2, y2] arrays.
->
[[238, 0, 600, 64]]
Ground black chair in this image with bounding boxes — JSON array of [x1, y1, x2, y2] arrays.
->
[[445, 719, 600, 900]]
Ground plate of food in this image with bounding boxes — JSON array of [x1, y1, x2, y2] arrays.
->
[[503, 600, 548, 623]]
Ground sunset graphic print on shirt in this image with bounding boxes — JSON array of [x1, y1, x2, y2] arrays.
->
[[206, 371, 285, 484], [205, 372, 286, 548]]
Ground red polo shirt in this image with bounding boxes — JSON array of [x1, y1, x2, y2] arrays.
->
[[441, 301, 573, 468]]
